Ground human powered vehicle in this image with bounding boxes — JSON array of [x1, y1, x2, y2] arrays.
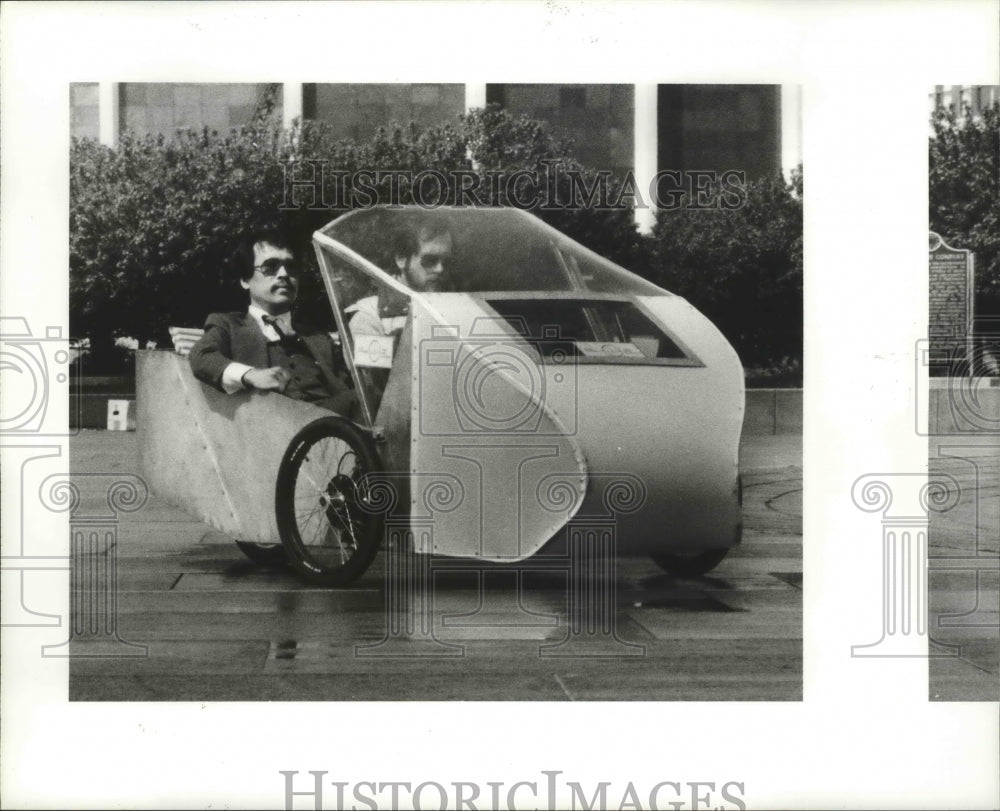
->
[[138, 207, 744, 585]]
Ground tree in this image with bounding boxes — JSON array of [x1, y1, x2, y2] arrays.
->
[[69, 109, 644, 370], [649, 168, 803, 375], [929, 100, 1000, 312], [70, 107, 801, 378]]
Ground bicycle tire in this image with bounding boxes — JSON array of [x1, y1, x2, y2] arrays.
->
[[275, 417, 384, 586]]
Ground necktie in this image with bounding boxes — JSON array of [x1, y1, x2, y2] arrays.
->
[[263, 314, 309, 356], [261, 314, 289, 341]]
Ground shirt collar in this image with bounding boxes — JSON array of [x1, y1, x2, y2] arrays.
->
[[248, 305, 294, 339]]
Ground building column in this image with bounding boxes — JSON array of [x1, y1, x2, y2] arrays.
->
[[464, 82, 487, 113], [633, 83, 658, 235], [780, 84, 802, 182], [464, 83, 488, 169], [282, 82, 303, 129], [98, 82, 119, 147]]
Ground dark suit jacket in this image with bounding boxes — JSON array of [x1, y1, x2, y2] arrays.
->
[[189, 311, 346, 396]]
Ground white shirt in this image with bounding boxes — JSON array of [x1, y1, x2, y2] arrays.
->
[[220, 305, 296, 393], [345, 295, 407, 338]]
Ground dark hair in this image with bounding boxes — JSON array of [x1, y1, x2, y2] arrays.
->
[[392, 211, 451, 261], [231, 229, 295, 281]]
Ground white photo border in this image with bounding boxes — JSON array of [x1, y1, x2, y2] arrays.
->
[[2, 1, 998, 809]]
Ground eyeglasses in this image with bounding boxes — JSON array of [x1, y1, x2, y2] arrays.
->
[[418, 253, 451, 272], [254, 258, 301, 277]]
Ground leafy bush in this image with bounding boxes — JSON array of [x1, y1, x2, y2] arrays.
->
[[461, 108, 652, 277], [70, 107, 800, 378], [929, 101, 1000, 314], [71, 127, 294, 370], [70, 109, 642, 370], [648, 168, 803, 372]]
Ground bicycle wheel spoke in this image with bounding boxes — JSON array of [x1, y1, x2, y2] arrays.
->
[[299, 437, 344, 494], [298, 504, 327, 546], [277, 418, 383, 586]]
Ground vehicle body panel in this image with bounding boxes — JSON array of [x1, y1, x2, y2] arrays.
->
[[407, 295, 588, 560], [137, 350, 329, 544], [314, 207, 745, 560]]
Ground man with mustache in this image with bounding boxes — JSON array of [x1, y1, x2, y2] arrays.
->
[[188, 230, 355, 415]]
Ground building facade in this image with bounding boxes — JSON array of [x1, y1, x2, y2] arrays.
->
[[71, 82, 801, 231], [931, 84, 1000, 118]]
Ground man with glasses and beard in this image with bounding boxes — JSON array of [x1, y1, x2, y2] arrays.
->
[[346, 212, 454, 338], [188, 229, 355, 415]]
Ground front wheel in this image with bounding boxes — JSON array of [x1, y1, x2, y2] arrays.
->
[[654, 475, 742, 577], [275, 417, 384, 586], [651, 548, 729, 577], [234, 540, 286, 567]]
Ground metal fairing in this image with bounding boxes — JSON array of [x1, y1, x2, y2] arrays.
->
[[570, 295, 744, 553], [408, 295, 589, 561], [405, 291, 743, 557], [136, 350, 330, 544], [374, 319, 413, 475]]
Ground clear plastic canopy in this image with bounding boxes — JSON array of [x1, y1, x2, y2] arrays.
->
[[316, 206, 665, 297], [312, 206, 691, 426]]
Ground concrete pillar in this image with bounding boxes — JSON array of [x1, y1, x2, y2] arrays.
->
[[98, 82, 119, 147], [282, 82, 303, 129], [464, 83, 488, 169], [633, 83, 658, 235], [780, 84, 802, 182], [464, 82, 487, 113]]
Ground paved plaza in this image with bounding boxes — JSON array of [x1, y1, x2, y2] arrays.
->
[[67, 432, 803, 701], [928, 437, 1000, 701], [57, 430, 1000, 702]]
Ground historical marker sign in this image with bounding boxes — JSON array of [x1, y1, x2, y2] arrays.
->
[[928, 232, 974, 372]]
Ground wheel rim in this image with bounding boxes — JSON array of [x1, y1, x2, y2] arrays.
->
[[290, 434, 368, 571], [276, 417, 384, 586]]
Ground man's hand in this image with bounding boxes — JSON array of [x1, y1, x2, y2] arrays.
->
[[242, 366, 291, 392], [169, 326, 205, 356]]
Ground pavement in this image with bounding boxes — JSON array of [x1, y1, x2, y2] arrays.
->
[[65, 430, 806, 701], [927, 436, 1000, 701]]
